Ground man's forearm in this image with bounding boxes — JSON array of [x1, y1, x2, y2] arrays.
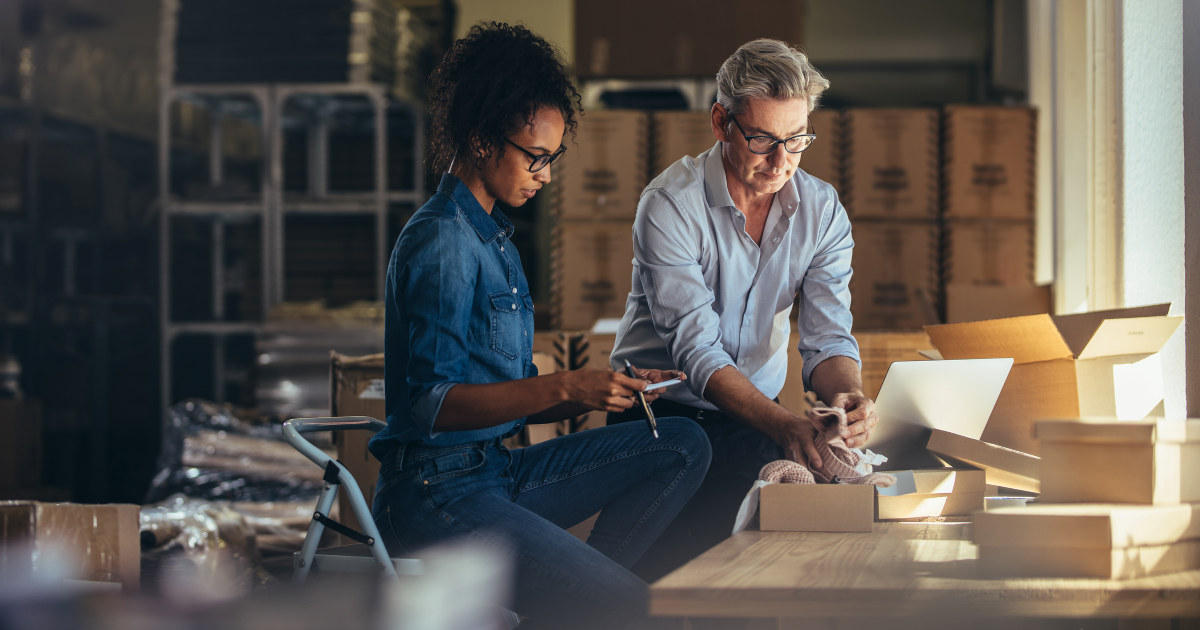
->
[[704, 365, 797, 440], [809, 355, 864, 406]]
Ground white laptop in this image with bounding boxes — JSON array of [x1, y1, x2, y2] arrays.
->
[[868, 358, 1014, 471]]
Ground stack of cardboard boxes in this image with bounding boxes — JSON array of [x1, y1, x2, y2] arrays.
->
[[975, 418, 1200, 579], [550, 110, 647, 331], [842, 108, 941, 330]]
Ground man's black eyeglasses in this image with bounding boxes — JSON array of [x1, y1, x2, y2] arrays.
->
[[504, 138, 567, 173], [728, 114, 816, 154]]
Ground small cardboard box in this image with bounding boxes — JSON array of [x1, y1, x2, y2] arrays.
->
[[1035, 418, 1200, 504], [550, 221, 635, 331], [848, 219, 939, 331], [758, 483, 875, 533], [941, 105, 1036, 220], [843, 108, 939, 219], [942, 218, 1034, 287], [554, 110, 648, 220], [650, 111, 715, 178], [925, 304, 1182, 455], [0, 501, 140, 591], [876, 469, 985, 520], [801, 108, 843, 196], [925, 428, 1040, 493], [975, 502, 1200, 579]]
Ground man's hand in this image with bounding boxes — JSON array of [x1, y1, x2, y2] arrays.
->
[[829, 392, 878, 449], [629, 368, 686, 404], [772, 418, 825, 469]]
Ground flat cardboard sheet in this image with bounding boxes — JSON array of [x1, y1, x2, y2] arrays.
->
[[925, 429, 1040, 493], [977, 540, 1200, 580], [974, 502, 1200, 549]]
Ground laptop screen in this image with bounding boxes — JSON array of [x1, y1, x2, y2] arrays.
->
[[868, 358, 1013, 471]]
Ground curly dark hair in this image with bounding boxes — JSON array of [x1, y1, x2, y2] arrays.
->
[[426, 22, 581, 174]]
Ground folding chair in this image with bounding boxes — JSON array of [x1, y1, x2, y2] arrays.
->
[[282, 416, 422, 582]]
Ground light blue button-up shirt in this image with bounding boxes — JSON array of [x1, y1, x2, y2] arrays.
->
[[610, 142, 860, 410]]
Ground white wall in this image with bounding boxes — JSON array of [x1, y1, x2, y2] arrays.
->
[[1121, 0, 1186, 418]]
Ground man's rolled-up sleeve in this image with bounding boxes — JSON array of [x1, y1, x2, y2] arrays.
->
[[633, 188, 735, 400], [797, 198, 860, 390]]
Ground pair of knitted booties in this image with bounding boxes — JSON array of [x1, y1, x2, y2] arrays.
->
[[758, 406, 895, 488]]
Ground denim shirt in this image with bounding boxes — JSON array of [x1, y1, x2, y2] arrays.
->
[[610, 142, 860, 410], [369, 174, 536, 456]]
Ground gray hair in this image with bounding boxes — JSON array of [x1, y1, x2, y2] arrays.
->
[[714, 39, 830, 118]]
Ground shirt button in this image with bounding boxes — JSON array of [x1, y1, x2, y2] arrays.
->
[[500, 245, 505, 252], [512, 287, 517, 294], [511, 303, 517, 310], [773, 236, 780, 243]]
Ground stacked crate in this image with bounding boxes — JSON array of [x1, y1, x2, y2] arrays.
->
[[650, 111, 716, 178], [549, 110, 648, 331], [975, 418, 1200, 579], [941, 106, 1043, 322], [842, 108, 941, 331], [800, 108, 844, 198]]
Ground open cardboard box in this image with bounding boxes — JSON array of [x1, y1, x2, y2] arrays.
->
[[975, 502, 1200, 579], [0, 501, 140, 591], [924, 304, 1182, 455], [758, 469, 985, 532], [1035, 418, 1200, 504]]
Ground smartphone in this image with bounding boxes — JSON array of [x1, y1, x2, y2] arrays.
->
[[644, 378, 682, 392]]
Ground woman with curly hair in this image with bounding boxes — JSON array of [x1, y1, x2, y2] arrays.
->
[[368, 22, 710, 629]]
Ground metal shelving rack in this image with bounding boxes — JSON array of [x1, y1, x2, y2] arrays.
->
[[157, 82, 423, 417]]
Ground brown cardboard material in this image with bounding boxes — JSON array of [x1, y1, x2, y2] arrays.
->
[[944, 284, 1052, 324], [551, 222, 635, 331], [801, 108, 843, 196], [876, 468, 986, 520], [651, 111, 715, 178], [849, 219, 939, 330], [574, 0, 805, 79], [974, 502, 1200, 549], [942, 218, 1035, 287], [0, 501, 140, 591], [854, 331, 936, 400], [330, 353, 386, 536], [843, 108, 939, 219], [977, 540, 1200, 580], [758, 483, 875, 532], [942, 106, 1037, 219], [554, 110, 648, 220], [925, 429, 1040, 493], [1035, 418, 1200, 504], [925, 304, 1182, 455]]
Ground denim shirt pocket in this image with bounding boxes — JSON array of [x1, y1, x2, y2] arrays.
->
[[489, 291, 524, 360]]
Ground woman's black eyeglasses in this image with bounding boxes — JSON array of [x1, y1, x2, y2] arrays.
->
[[728, 114, 816, 154], [504, 138, 567, 173]]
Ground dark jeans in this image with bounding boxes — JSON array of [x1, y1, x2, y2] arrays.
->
[[608, 399, 785, 583], [371, 418, 710, 630]]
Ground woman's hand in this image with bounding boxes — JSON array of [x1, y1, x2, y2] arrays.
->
[[558, 369, 644, 413]]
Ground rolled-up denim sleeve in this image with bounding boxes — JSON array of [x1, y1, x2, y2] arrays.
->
[[396, 220, 475, 439], [633, 188, 735, 400], [797, 198, 860, 389]]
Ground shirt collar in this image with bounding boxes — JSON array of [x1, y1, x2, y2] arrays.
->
[[701, 142, 801, 220], [438, 173, 515, 244]]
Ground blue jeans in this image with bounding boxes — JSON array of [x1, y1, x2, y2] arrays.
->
[[372, 417, 711, 630]]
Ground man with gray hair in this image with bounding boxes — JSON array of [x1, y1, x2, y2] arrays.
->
[[608, 39, 877, 581]]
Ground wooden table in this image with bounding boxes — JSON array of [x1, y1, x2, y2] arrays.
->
[[650, 522, 1200, 626]]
